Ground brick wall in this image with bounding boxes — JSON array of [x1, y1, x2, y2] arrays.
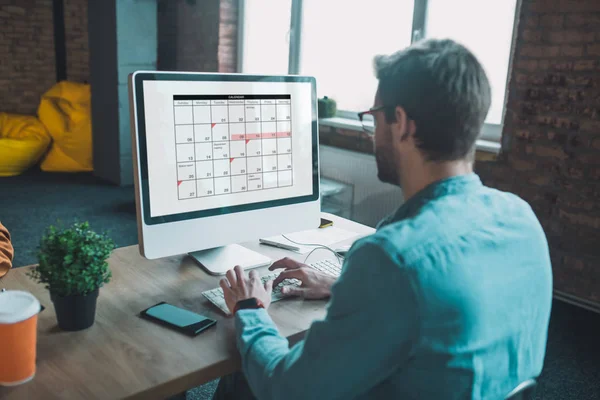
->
[[0, 0, 56, 115], [64, 0, 89, 83], [0, 0, 89, 115], [0, 0, 234, 114], [477, 0, 600, 305]]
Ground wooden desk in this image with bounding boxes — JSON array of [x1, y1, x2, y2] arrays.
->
[[0, 214, 374, 400]]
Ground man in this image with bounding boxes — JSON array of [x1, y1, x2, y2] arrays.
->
[[0, 222, 14, 278], [215, 39, 553, 399]]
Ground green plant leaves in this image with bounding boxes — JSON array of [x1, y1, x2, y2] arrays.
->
[[27, 221, 115, 297]]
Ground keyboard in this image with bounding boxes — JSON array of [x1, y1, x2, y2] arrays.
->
[[202, 259, 342, 314]]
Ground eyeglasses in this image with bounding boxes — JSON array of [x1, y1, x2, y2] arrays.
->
[[357, 105, 387, 135]]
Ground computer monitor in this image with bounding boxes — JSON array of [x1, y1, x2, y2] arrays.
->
[[128, 71, 320, 275]]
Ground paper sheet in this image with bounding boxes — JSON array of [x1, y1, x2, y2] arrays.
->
[[261, 227, 361, 254]]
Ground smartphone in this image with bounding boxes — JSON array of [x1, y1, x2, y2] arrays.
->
[[319, 218, 333, 228], [139, 302, 216, 337]]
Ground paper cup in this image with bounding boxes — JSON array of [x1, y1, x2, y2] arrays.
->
[[0, 290, 41, 386]]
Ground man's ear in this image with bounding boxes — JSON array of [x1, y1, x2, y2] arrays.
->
[[392, 106, 412, 142]]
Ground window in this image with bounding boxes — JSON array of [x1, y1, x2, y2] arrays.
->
[[299, 0, 414, 112], [240, 0, 518, 141], [241, 0, 292, 74], [425, 0, 518, 126]]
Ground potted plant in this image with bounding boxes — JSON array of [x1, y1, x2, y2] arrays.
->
[[318, 96, 337, 118], [28, 222, 115, 331]]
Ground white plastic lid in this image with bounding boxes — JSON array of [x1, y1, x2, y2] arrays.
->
[[0, 290, 41, 324]]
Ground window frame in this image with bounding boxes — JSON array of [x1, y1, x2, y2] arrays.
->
[[238, 0, 518, 144]]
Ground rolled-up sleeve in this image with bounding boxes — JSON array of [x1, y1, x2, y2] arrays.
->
[[235, 238, 420, 400]]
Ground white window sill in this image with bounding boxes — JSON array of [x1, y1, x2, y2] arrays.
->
[[319, 117, 364, 131], [319, 117, 501, 155]]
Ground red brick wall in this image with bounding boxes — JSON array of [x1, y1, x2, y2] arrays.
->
[[0, 0, 232, 115], [64, 0, 89, 83], [477, 0, 600, 305], [0, 0, 56, 115], [0, 0, 89, 115]]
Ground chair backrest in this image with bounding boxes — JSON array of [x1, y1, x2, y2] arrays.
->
[[504, 378, 537, 400]]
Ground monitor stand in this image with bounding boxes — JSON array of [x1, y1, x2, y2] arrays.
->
[[188, 244, 272, 276]]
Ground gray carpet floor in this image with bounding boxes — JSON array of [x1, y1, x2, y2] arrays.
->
[[1, 170, 599, 399]]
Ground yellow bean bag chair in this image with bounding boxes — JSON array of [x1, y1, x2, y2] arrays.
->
[[0, 113, 51, 177], [38, 82, 93, 172]]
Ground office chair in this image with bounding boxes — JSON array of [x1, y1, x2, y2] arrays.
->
[[504, 378, 537, 400]]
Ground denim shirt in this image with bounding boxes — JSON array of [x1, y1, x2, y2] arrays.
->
[[235, 173, 553, 400]]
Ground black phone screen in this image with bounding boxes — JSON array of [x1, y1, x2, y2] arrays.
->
[[140, 302, 216, 336]]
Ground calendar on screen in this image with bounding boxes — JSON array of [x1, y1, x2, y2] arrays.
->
[[172, 95, 293, 200]]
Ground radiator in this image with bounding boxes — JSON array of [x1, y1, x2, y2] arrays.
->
[[319, 145, 403, 227]]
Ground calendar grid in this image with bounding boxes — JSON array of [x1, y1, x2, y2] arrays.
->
[[174, 94, 293, 200], [243, 104, 249, 193], [259, 100, 263, 187], [174, 100, 180, 200], [191, 95, 197, 198], [287, 98, 293, 187], [209, 103, 215, 196], [275, 97, 279, 187], [227, 101, 232, 195]]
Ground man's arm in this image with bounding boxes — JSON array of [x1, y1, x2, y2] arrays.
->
[[235, 238, 420, 400], [0, 222, 14, 278]]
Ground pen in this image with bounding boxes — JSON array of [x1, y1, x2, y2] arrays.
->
[[259, 239, 300, 252]]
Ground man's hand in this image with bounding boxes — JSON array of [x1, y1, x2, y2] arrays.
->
[[269, 257, 336, 300], [220, 265, 273, 314]]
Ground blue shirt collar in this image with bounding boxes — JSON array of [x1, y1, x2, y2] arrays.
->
[[377, 173, 482, 229]]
